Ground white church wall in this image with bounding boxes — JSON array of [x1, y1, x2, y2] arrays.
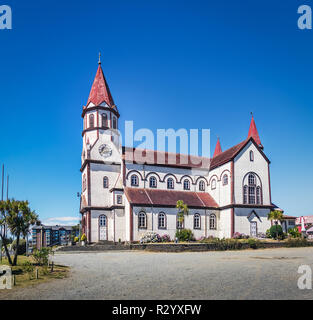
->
[[132, 206, 220, 241], [234, 208, 271, 236], [90, 210, 113, 242], [234, 141, 270, 205], [125, 163, 209, 191], [114, 208, 126, 242], [218, 208, 232, 238], [208, 162, 231, 206], [90, 163, 120, 207]]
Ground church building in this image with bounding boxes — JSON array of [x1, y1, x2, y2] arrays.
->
[[80, 60, 278, 243]]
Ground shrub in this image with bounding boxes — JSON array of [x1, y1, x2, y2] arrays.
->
[[140, 232, 161, 243], [175, 229, 194, 242], [286, 238, 310, 247], [266, 229, 271, 238], [257, 232, 266, 239], [269, 225, 283, 239], [32, 247, 53, 266], [12, 239, 26, 255], [246, 238, 263, 249], [232, 232, 249, 239], [160, 234, 171, 242], [81, 234, 87, 242], [74, 236, 79, 243], [288, 227, 301, 238], [23, 261, 34, 279]]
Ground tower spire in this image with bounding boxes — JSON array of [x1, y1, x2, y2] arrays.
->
[[213, 137, 222, 157], [248, 113, 263, 149], [86, 57, 115, 107]]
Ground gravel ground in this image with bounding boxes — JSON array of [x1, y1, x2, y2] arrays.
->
[[1, 247, 313, 300]]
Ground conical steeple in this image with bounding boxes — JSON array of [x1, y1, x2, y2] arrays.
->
[[213, 137, 222, 157], [87, 56, 115, 107], [248, 113, 263, 148]]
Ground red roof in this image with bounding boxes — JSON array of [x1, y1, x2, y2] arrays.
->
[[122, 137, 268, 170], [125, 188, 218, 208], [282, 215, 296, 220], [87, 63, 114, 107], [210, 139, 248, 169], [213, 138, 222, 158], [248, 115, 262, 148], [122, 147, 210, 169]]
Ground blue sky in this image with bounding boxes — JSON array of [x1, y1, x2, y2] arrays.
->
[[0, 0, 312, 223]]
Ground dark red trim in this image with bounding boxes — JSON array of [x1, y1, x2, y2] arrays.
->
[[81, 159, 121, 172], [82, 105, 120, 119], [87, 163, 91, 206], [82, 126, 110, 136], [130, 205, 133, 242], [268, 163, 272, 205], [231, 208, 234, 237], [88, 210, 91, 243]]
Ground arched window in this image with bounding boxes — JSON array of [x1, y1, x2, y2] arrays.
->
[[199, 180, 205, 191], [248, 174, 256, 204], [250, 150, 254, 162], [113, 117, 117, 129], [158, 212, 166, 229], [89, 114, 94, 128], [243, 173, 262, 205], [101, 113, 108, 128], [209, 214, 216, 230], [183, 179, 190, 190], [167, 178, 174, 189], [222, 174, 228, 186], [211, 179, 216, 190], [248, 174, 255, 186], [243, 185, 248, 204], [149, 176, 157, 188], [103, 176, 109, 188], [131, 174, 139, 186], [138, 212, 146, 228], [194, 213, 201, 229], [256, 186, 262, 204], [177, 215, 184, 229]]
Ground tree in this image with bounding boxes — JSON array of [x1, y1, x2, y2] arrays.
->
[[267, 210, 284, 240], [0, 200, 38, 266], [176, 200, 189, 230]]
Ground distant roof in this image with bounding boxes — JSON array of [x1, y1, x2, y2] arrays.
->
[[296, 216, 313, 225], [32, 225, 74, 231], [124, 187, 218, 208], [282, 215, 296, 220]]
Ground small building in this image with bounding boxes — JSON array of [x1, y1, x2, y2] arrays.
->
[[295, 216, 313, 233], [280, 215, 297, 233], [32, 225, 79, 249]]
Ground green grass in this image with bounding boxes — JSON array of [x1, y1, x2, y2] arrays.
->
[[0, 255, 69, 288]]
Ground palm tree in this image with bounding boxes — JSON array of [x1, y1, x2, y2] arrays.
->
[[1, 199, 38, 266], [176, 200, 189, 230], [267, 210, 284, 240]]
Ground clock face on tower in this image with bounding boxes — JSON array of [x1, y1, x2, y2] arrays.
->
[[98, 144, 112, 158]]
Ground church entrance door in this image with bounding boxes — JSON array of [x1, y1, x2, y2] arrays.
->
[[250, 221, 257, 238], [99, 215, 107, 241]]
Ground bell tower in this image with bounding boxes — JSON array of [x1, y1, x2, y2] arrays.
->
[[80, 56, 122, 243]]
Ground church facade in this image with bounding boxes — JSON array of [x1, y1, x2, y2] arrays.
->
[[80, 61, 278, 243]]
